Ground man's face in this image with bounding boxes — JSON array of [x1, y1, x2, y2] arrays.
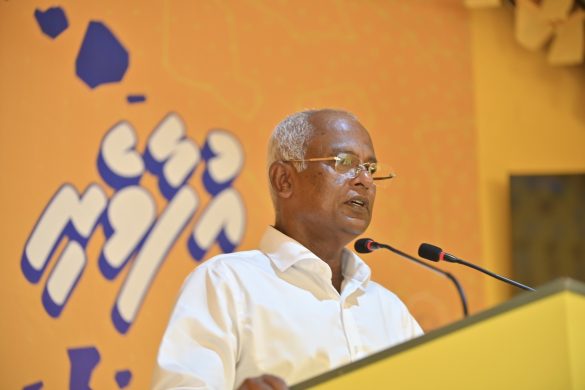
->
[[291, 112, 377, 243]]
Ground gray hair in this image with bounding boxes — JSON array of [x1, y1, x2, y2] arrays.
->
[[267, 110, 317, 172], [267, 108, 358, 173]]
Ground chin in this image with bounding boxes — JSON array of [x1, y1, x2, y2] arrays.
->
[[341, 219, 370, 237]]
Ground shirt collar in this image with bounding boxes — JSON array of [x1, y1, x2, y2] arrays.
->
[[259, 226, 371, 286], [342, 250, 371, 287]]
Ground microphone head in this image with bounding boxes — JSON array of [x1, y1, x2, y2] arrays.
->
[[354, 238, 376, 253], [418, 243, 442, 262]]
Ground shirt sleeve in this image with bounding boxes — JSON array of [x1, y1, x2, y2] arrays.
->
[[378, 285, 424, 342], [151, 261, 241, 390], [392, 291, 424, 338], [403, 305, 424, 338]]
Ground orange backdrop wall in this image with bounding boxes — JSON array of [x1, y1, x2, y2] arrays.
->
[[0, 1, 483, 388]]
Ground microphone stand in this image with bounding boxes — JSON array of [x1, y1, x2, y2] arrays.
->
[[447, 258, 535, 292], [378, 243, 469, 317], [418, 243, 536, 292]]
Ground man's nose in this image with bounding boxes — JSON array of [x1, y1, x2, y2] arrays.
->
[[352, 165, 374, 187]]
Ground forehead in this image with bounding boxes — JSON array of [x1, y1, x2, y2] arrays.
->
[[306, 112, 375, 156]]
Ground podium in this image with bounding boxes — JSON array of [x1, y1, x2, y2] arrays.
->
[[291, 278, 585, 390]]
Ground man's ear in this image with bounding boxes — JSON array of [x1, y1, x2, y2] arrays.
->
[[269, 161, 294, 199]]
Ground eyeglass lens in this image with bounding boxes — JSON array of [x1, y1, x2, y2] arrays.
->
[[335, 153, 388, 178]]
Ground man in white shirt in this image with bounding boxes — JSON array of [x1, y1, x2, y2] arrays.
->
[[152, 109, 423, 389]]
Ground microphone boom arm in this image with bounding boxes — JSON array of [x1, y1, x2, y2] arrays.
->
[[379, 244, 469, 317], [449, 258, 535, 292], [418, 242, 536, 292]]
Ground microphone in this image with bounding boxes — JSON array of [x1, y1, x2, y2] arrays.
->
[[418, 243, 535, 292], [354, 238, 383, 253], [355, 238, 469, 317]]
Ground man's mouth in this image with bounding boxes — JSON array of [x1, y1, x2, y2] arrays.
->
[[346, 196, 369, 210]]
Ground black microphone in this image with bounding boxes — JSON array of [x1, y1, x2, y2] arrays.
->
[[355, 238, 469, 317], [418, 243, 535, 292], [354, 238, 383, 253]]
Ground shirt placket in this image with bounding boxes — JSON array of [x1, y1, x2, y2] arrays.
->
[[340, 279, 365, 361], [303, 260, 366, 362]]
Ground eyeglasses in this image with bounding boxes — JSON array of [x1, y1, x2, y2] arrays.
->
[[283, 152, 396, 182]]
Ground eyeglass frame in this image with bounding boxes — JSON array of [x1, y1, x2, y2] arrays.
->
[[282, 152, 396, 181]]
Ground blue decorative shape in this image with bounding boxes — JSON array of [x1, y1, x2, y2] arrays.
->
[[188, 229, 236, 262], [21, 184, 98, 284], [41, 244, 86, 318], [22, 249, 47, 284], [76, 21, 129, 89], [126, 95, 146, 104], [110, 201, 194, 333], [97, 150, 141, 190], [41, 281, 67, 317], [23, 381, 43, 390], [143, 147, 194, 200], [68, 347, 100, 390], [97, 212, 119, 280], [115, 370, 132, 388], [22, 221, 90, 284], [143, 147, 163, 177], [112, 303, 131, 334], [34, 7, 69, 39], [187, 235, 206, 261], [217, 229, 237, 254], [202, 168, 234, 197], [201, 141, 234, 196], [97, 212, 152, 281], [159, 168, 195, 200], [41, 288, 60, 317]]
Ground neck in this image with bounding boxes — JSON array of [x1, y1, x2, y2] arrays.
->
[[273, 222, 347, 292]]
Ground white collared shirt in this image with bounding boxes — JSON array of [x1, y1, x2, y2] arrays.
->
[[152, 226, 423, 389]]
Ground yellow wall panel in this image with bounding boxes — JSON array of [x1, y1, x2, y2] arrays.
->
[[469, 6, 585, 305]]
